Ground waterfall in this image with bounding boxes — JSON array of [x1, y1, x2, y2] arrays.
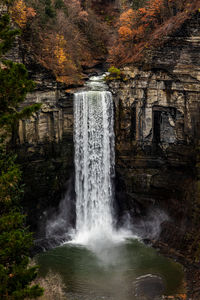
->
[[45, 75, 167, 251], [73, 76, 115, 244]]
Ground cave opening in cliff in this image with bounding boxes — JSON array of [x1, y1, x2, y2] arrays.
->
[[131, 106, 136, 140], [153, 106, 177, 143], [153, 110, 162, 143]]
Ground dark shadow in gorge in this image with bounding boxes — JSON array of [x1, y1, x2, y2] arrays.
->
[[34, 168, 169, 255], [114, 171, 169, 241], [33, 176, 76, 253]]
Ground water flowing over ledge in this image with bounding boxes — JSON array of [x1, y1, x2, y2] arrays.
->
[[37, 76, 184, 300], [72, 76, 134, 248], [44, 75, 167, 252]]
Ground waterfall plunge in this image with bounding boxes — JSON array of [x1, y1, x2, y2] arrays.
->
[[73, 89, 115, 244], [45, 76, 167, 252], [72, 76, 132, 248]]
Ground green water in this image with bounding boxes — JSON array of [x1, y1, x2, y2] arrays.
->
[[37, 238, 184, 300]]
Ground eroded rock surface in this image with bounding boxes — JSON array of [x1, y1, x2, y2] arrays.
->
[[16, 60, 75, 233], [109, 15, 200, 254]]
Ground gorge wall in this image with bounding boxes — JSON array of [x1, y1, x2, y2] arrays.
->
[[109, 14, 200, 255], [16, 57, 74, 232], [14, 12, 200, 252]]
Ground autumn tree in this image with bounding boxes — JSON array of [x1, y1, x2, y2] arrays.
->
[[109, 0, 200, 65], [22, 0, 109, 85], [9, 0, 36, 28], [40, 32, 79, 84]]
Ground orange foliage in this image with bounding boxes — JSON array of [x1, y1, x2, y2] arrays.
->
[[22, 0, 110, 85], [10, 0, 36, 28], [177, 294, 187, 300], [118, 26, 133, 41], [54, 34, 68, 65], [78, 10, 89, 21], [109, 0, 200, 66], [119, 8, 137, 27], [40, 33, 78, 85], [26, 7, 37, 18]]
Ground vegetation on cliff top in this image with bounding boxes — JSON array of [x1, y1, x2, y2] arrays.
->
[[8, 0, 111, 85], [5, 0, 200, 83], [109, 0, 200, 65]]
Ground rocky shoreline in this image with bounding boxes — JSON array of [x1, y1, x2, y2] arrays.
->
[[153, 240, 200, 300]]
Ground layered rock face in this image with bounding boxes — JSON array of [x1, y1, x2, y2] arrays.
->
[[0, 5, 75, 234], [15, 13, 200, 245], [16, 61, 74, 233], [109, 15, 200, 249]]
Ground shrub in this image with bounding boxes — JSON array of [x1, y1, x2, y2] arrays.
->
[[106, 66, 122, 80], [31, 270, 66, 300]]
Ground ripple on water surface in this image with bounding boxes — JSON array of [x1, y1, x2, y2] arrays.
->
[[37, 238, 184, 300]]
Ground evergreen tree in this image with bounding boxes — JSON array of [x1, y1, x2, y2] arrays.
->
[[0, 13, 41, 133], [0, 8, 43, 300]]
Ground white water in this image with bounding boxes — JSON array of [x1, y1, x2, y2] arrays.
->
[[72, 76, 133, 248], [45, 75, 167, 253]]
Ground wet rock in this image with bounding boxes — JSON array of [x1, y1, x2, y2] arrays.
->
[[14, 57, 75, 233], [133, 274, 165, 300], [33, 236, 70, 254]]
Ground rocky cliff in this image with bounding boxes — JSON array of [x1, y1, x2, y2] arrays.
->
[[7, 6, 200, 299], [14, 11, 200, 254], [109, 14, 200, 261], [15, 57, 75, 233]]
